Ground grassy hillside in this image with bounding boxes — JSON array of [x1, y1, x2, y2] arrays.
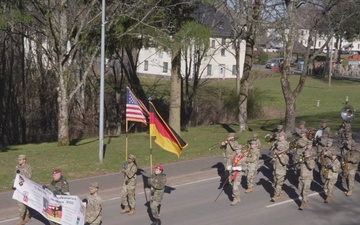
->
[[1, 75, 359, 192]]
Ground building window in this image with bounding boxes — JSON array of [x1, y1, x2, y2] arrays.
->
[[221, 48, 225, 56], [163, 62, 168, 73], [144, 60, 148, 71], [207, 64, 212, 76], [211, 40, 215, 48], [232, 65, 237, 75], [222, 38, 226, 45]]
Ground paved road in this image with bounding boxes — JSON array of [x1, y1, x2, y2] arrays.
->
[[1, 152, 360, 225]]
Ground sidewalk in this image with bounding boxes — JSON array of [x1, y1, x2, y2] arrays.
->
[[0, 155, 223, 222]]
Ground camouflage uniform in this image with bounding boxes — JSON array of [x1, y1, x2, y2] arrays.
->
[[230, 145, 247, 205], [149, 165, 167, 225], [342, 143, 360, 196], [271, 132, 289, 201], [84, 183, 102, 225], [252, 134, 262, 150], [293, 133, 309, 175], [121, 154, 137, 214], [298, 145, 316, 210], [293, 121, 308, 139], [15, 155, 33, 225], [46, 169, 69, 225], [321, 120, 331, 138], [47, 177, 70, 195], [338, 121, 351, 144], [323, 152, 341, 203], [265, 125, 283, 143], [245, 141, 260, 193], [220, 133, 239, 171], [318, 139, 335, 183]]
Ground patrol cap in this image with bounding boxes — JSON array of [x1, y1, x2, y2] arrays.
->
[[250, 140, 257, 145], [234, 144, 242, 150], [351, 142, 357, 148], [321, 119, 328, 123], [300, 130, 307, 135], [299, 121, 306, 125], [128, 154, 136, 160], [345, 132, 352, 138], [90, 182, 99, 189], [228, 133, 236, 138], [52, 169, 61, 174], [155, 165, 164, 171], [277, 125, 283, 130], [278, 131, 286, 137], [18, 154, 26, 160], [253, 133, 259, 138], [306, 140, 313, 146]]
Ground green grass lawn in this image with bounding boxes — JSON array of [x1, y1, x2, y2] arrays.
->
[[1, 75, 359, 192]]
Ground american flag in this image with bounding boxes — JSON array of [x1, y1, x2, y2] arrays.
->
[[126, 87, 148, 124]]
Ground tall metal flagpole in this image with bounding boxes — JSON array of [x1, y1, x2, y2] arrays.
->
[[98, 0, 106, 163]]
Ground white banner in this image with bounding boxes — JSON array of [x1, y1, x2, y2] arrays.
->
[[12, 174, 85, 225]]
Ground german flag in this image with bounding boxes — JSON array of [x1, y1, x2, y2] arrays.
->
[[149, 101, 188, 157]]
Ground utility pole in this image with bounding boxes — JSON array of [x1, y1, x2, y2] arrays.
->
[[98, 0, 106, 163], [328, 35, 333, 90]]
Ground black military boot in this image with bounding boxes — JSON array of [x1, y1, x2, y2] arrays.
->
[[151, 219, 158, 225], [157, 219, 161, 225]]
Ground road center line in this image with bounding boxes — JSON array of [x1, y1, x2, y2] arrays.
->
[[265, 191, 324, 208]]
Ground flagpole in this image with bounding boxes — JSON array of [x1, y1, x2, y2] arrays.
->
[[150, 133, 153, 175], [125, 119, 129, 160]]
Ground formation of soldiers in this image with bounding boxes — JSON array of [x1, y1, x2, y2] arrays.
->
[[220, 119, 360, 210]]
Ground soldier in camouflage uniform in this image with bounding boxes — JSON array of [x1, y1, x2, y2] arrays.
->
[[342, 143, 360, 196], [298, 141, 316, 210], [44, 169, 70, 225], [83, 182, 102, 225], [44, 169, 70, 195], [121, 154, 137, 215], [265, 125, 283, 143], [220, 133, 239, 180], [230, 145, 247, 205], [252, 133, 262, 149], [14, 154, 33, 225], [271, 132, 289, 202], [293, 131, 309, 179], [320, 119, 331, 138], [323, 149, 341, 203], [339, 132, 356, 183], [318, 139, 334, 184], [149, 165, 167, 225], [293, 121, 308, 139], [245, 141, 260, 194], [338, 121, 351, 144]]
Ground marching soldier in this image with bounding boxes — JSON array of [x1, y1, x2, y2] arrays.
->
[[342, 143, 360, 196], [149, 165, 167, 225], [298, 141, 316, 210], [220, 133, 239, 179], [14, 155, 33, 225], [83, 182, 102, 225], [318, 139, 335, 184], [245, 141, 260, 193], [44, 169, 70, 195], [121, 154, 137, 215], [320, 119, 331, 138], [271, 132, 289, 202], [230, 145, 247, 205], [292, 131, 309, 180], [293, 121, 308, 139], [252, 133, 262, 149], [338, 121, 351, 144], [265, 125, 283, 143], [323, 149, 341, 203], [340, 132, 355, 158], [43, 169, 70, 225]]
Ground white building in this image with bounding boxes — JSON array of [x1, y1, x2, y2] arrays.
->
[[137, 38, 246, 79], [137, 3, 246, 79]]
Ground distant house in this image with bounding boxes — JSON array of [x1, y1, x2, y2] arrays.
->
[[137, 3, 246, 79]]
